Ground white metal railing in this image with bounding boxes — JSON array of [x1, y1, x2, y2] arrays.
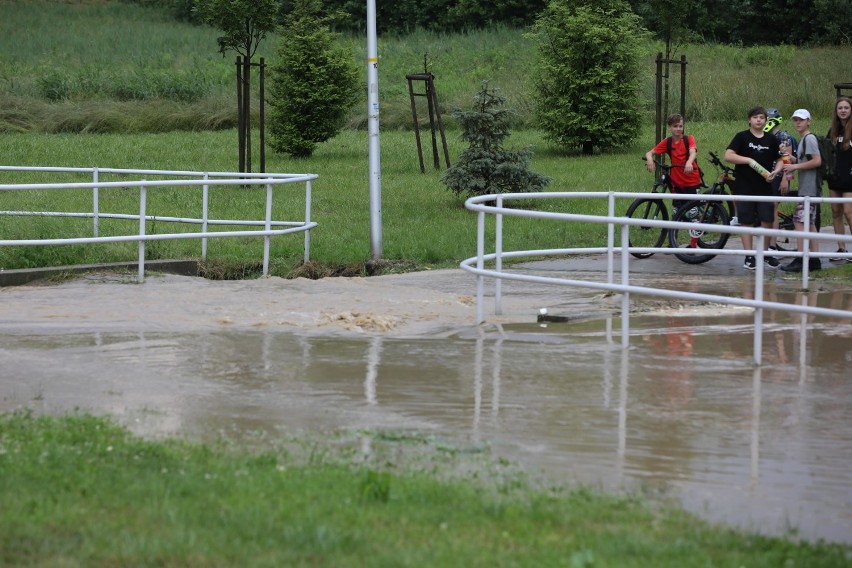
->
[[461, 191, 852, 365], [0, 166, 318, 282]]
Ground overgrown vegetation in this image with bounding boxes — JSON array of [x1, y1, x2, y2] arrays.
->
[[130, 0, 852, 45], [1, 412, 849, 566], [1, 2, 849, 137]]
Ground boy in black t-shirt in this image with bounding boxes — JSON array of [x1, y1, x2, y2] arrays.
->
[[724, 106, 784, 270]]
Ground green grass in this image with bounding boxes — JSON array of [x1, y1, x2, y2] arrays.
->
[[1, 412, 849, 566], [1, 1, 850, 277], [4, 125, 852, 279], [1, 1, 850, 134]]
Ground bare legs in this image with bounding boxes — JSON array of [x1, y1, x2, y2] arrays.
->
[[829, 189, 852, 252]]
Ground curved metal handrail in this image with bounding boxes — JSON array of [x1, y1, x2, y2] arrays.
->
[[461, 191, 852, 365], [0, 166, 318, 282]]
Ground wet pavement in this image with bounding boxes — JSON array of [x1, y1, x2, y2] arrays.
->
[[1, 252, 851, 545]]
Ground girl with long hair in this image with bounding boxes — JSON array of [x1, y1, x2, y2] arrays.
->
[[828, 96, 852, 261]]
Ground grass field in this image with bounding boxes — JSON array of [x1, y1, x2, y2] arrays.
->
[[1, 412, 850, 567], [3, 124, 852, 279], [1, 1, 850, 134]]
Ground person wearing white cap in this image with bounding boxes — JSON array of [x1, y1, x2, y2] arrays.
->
[[780, 108, 823, 273]]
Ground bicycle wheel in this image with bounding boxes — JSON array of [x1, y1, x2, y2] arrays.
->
[[625, 198, 668, 258], [704, 182, 736, 222], [669, 200, 730, 264]]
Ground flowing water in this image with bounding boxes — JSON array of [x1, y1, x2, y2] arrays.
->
[[2, 286, 851, 544]]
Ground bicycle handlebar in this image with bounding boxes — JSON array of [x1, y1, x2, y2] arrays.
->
[[708, 151, 735, 174], [643, 152, 733, 176], [641, 156, 675, 171]]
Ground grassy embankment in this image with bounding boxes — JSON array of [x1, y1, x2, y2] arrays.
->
[[1, 1, 851, 277], [1, 412, 850, 566]]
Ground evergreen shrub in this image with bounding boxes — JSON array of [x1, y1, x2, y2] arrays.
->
[[442, 82, 549, 199]]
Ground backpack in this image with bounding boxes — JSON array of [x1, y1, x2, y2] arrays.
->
[[665, 135, 702, 179], [814, 134, 836, 184], [801, 133, 836, 184]]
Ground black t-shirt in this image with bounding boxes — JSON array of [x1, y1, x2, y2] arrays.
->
[[829, 129, 852, 192], [727, 129, 780, 195]]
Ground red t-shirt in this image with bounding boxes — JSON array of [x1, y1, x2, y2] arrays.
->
[[652, 135, 702, 192]]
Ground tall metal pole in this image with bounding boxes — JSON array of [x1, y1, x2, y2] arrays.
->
[[366, 0, 382, 259]]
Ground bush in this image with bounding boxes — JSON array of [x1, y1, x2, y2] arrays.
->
[[268, 0, 361, 158], [442, 82, 549, 199], [528, 0, 646, 154]]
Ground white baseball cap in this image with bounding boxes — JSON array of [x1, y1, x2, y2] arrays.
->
[[791, 109, 811, 120]]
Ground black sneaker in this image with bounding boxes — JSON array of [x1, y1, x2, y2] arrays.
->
[[744, 256, 757, 270], [809, 258, 822, 271], [781, 258, 803, 273], [830, 248, 848, 262], [764, 256, 780, 268], [769, 244, 790, 252]]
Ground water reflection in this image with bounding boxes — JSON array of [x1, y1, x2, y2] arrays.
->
[[2, 294, 851, 545]]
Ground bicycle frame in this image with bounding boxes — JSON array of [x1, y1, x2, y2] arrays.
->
[[628, 152, 733, 264]]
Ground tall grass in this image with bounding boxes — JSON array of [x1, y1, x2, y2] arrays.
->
[[1, 1, 850, 134]]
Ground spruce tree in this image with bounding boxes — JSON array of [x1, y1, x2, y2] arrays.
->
[[268, 0, 360, 158], [442, 82, 549, 199]]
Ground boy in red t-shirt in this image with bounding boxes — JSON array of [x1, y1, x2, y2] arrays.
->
[[644, 113, 703, 212]]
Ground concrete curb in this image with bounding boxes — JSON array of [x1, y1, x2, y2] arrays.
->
[[0, 260, 199, 287]]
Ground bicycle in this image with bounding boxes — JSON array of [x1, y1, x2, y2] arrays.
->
[[702, 151, 737, 221], [666, 152, 733, 264], [624, 159, 678, 259], [625, 154, 731, 263]]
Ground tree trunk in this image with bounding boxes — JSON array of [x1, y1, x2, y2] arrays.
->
[[243, 58, 252, 174], [663, 30, 671, 120]]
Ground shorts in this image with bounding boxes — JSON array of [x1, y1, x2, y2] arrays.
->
[[736, 199, 775, 226], [792, 201, 820, 226]]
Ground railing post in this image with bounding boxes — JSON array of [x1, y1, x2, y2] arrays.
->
[[801, 197, 811, 288], [495, 195, 503, 316], [263, 181, 273, 276], [753, 234, 764, 365], [138, 182, 146, 283], [476, 210, 485, 324], [304, 179, 312, 263], [620, 223, 630, 349], [607, 191, 615, 285], [201, 173, 209, 261], [92, 167, 99, 238]]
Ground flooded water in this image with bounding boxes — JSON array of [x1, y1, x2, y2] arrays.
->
[[3, 286, 851, 545]]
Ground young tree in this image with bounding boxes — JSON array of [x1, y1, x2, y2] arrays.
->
[[528, 0, 646, 155], [194, 0, 277, 171], [268, 0, 361, 158], [631, 0, 690, 119], [442, 82, 549, 199]]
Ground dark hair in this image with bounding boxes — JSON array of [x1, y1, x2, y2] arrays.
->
[[747, 105, 766, 119], [667, 113, 684, 126], [830, 96, 852, 152]]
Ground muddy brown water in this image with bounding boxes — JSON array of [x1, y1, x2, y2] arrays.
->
[[1, 265, 851, 545]]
